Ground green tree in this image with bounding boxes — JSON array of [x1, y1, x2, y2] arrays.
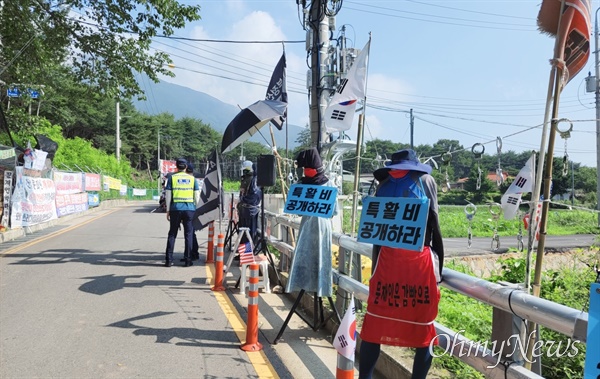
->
[[0, 0, 201, 99], [574, 165, 596, 204], [293, 126, 312, 155]]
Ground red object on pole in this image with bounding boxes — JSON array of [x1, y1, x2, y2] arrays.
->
[[241, 263, 263, 352], [206, 222, 215, 263], [212, 234, 226, 291]]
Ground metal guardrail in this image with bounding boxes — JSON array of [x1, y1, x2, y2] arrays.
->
[[263, 210, 588, 379]]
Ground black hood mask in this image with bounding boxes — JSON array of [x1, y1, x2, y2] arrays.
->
[[295, 147, 328, 185]]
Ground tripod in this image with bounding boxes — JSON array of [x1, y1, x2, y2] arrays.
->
[[273, 289, 340, 344], [254, 187, 282, 287], [224, 193, 238, 251]]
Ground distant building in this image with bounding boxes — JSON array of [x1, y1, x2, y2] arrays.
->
[[452, 171, 510, 190]]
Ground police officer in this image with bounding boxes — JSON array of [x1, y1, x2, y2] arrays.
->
[[185, 163, 200, 261], [164, 158, 200, 267]]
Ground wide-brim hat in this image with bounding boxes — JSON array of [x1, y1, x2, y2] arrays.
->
[[374, 149, 432, 179]]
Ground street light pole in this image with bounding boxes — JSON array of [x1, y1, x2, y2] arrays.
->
[[157, 127, 161, 192]]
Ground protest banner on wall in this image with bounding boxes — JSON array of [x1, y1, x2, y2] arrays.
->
[[53, 171, 84, 195], [85, 173, 101, 192], [88, 192, 100, 207], [1, 170, 13, 227], [108, 177, 121, 190], [55, 192, 89, 217], [10, 167, 58, 227], [160, 159, 176, 174]]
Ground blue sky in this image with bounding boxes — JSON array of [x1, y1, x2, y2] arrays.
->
[[149, 0, 599, 167]]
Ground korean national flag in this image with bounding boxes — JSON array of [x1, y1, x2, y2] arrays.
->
[[324, 100, 357, 132], [324, 39, 370, 132], [501, 154, 534, 220], [332, 296, 357, 360]]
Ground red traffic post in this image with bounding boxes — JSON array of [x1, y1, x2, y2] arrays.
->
[[206, 222, 215, 263], [212, 233, 226, 291], [241, 263, 263, 352]]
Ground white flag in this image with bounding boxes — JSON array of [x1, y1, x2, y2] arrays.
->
[[332, 296, 357, 360], [324, 40, 370, 132], [501, 154, 535, 220]]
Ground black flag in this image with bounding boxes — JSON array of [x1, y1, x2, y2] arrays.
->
[[265, 52, 287, 130], [193, 150, 222, 230]]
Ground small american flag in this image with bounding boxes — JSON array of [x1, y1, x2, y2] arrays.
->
[[238, 242, 254, 265]]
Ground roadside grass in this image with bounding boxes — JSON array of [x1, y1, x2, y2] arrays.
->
[[339, 204, 599, 378], [342, 203, 600, 238]]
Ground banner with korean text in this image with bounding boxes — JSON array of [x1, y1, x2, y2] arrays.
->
[[10, 167, 58, 227], [56, 192, 89, 217], [357, 196, 429, 251], [284, 184, 337, 218], [53, 171, 84, 195], [84, 173, 101, 192]]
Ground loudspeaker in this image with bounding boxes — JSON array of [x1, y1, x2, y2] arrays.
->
[[257, 154, 276, 187]]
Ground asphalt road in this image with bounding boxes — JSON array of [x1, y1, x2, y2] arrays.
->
[[443, 234, 598, 257], [1, 201, 597, 379], [0, 203, 278, 379]]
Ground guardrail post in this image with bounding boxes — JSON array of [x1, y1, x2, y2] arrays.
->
[[241, 263, 263, 352], [492, 281, 541, 374]]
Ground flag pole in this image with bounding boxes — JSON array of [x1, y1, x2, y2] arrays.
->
[[350, 34, 372, 238], [524, 151, 537, 295], [217, 150, 223, 235], [525, 0, 568, 368]]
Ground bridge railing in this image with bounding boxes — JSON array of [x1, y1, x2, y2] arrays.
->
[[262, 210, 588, 379]]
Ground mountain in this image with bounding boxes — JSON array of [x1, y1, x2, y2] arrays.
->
[[132, 80, 302, 151]]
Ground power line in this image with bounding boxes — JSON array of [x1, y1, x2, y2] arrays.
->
[[343, 6, 536, 31], [154, 35, 304, 44]]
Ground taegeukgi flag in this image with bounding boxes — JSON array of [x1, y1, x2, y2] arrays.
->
[[333, 296, 357, 360]]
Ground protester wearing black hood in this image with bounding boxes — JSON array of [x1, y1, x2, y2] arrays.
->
[[285, 147, 336, 297]]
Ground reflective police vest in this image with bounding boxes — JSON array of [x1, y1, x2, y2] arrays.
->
[[171, 172, 194, 203]]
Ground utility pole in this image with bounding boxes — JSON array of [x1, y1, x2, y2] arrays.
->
[[116, 101, 121, 162], [157, 127, 161, 192], [308, 0, 331, 152]]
